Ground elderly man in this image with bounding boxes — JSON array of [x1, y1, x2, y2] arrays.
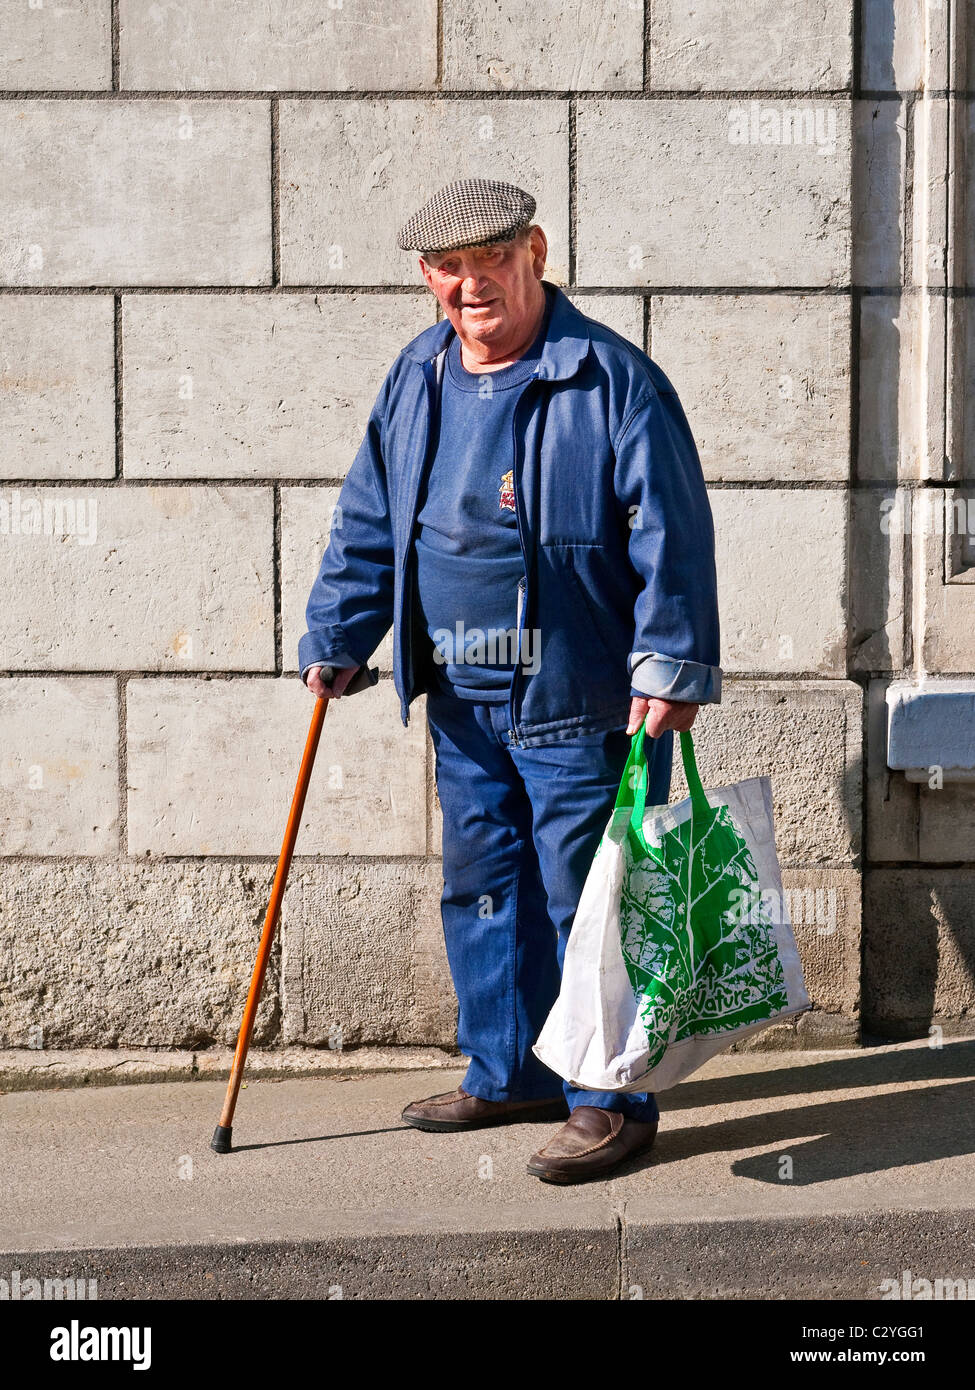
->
[[300, 178, 721, 1183]]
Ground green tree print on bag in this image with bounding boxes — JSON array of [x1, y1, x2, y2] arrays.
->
[[615, 726, 789, 1073]]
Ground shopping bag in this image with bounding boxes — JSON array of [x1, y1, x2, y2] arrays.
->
[[532, 725, 810, 1093]]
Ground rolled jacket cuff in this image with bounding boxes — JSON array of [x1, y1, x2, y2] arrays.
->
[[299, 658, 361, 685], [298, 625, 362, 682], [628, 651, 722, 704]]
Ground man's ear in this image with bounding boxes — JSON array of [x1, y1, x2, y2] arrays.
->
[[529, 226, 548, 278]]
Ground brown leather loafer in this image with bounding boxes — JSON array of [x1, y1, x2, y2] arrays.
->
[[526, 1106, 658, 1183], [402, 1086, 569, 1133]]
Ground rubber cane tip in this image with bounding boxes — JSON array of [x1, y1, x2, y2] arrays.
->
[[210, 1124, 233, 1155]]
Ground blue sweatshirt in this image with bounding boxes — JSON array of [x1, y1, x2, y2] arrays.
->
[[413, 287, 553, 700]]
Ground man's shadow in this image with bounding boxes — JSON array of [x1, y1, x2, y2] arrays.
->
[[644, 1038, 975, 1186]]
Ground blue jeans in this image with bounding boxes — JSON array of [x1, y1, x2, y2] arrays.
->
[[426, 686, 673, 1123]]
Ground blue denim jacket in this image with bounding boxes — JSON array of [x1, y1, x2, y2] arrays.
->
[[299, 286, 722, 747]]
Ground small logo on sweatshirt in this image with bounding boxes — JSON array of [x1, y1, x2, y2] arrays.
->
[[499, 470, 515, 512]]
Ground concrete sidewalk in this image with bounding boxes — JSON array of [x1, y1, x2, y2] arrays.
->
[[3, 1037, 975, 1300]]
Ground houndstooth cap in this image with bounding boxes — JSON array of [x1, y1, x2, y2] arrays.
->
[[397, 178, 536, 254]]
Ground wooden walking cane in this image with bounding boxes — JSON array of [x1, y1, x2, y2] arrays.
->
[[210, 695, 328, 1154]]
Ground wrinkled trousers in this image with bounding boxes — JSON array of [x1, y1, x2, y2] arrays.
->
[[426, 685, 673, 1122]]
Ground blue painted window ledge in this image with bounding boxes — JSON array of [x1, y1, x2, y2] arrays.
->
[[887, 680, 975, 782]]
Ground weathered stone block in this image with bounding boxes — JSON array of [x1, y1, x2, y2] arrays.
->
[[781, 867, 861, 1016], [577, 99, 851, 287], [0, 679, 118, 855], [960, 300, 975, 481], [126, 679, 426, 856], [852, 100, 908, 289], [281, 859, 455, 1048], [0, 0, 111, 90], [918, 782, 975, 862], [710, 488, 847, 674], [0, 861, 280, 1048], [0, 295, 115, 480], [652, 295, 851, 482], [864, 870, 975, 1036], [443, 1, 642, 91], [910, 99, 950, 291], [122, 293, 433, 479], [857, 296, 923, 482], [120, 0, 437, 90], [669, 680, 863, 864], [281, 487, 395, 674], [280, 100, 569, 285], [0, 486, 273, 671], [570, 292, 644, 346], [860, 0, 925, 91], [732, 1007, 860, 1049], [920, 490, 975, 672], [849, 489, 907, 673], [651, 0, 852, 91], [732, 864, 861, 1048], [0, 101, 271, 286]]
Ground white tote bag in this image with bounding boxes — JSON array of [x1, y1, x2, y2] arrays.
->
[[533, 726, 810, 1093]]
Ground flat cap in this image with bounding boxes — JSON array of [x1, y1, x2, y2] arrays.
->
[[397, 177, 536, 254]]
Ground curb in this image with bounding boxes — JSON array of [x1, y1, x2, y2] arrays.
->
[[0, 1046, 463, 1093], [6, 1208, 974, 1300]]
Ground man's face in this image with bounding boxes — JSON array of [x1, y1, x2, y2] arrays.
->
[[418, 226, 548, 356]]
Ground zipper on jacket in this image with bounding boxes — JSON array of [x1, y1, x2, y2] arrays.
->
[[507, 575, 528, 746], [401, 352, 444, 726], [506, 376, 539, 746]]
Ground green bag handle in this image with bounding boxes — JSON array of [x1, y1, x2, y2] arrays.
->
[[614, 724, 711, 840]]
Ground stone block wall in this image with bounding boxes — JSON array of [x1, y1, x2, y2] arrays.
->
[[0, 1, 971, 1056]]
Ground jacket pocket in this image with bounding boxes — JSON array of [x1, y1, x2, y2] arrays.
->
[[560, 546, 628, 672], [527, 544, 633, 724]]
